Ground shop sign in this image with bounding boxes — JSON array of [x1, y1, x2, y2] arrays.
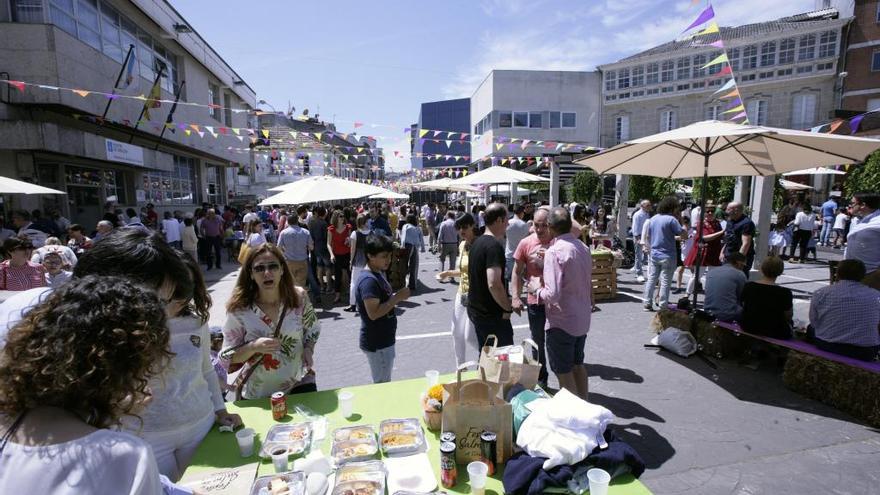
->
[[105, 138, 144, 167]]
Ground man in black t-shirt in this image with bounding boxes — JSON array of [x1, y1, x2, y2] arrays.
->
[[467, 203, 515, 349], [722, 202, 756, 279]]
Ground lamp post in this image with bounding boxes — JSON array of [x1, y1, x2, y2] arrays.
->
[[258, 99, 277, 113]]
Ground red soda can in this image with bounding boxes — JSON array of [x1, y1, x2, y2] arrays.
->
[[440, 441, 458, 488], [271, 391, 287, 420], [480, 431, 497, 475]]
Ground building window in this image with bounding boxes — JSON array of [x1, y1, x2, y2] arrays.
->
[[677, 57, 691, 80], [707, 79, 722, 87], [693, 54, 706, 78], [728, 47, 740, 71], [529, 112, 542, 128], [605, 71, 616, 91], [632, 90, 644, 97], [759, 71, 774, 79], [872, 51, 880, 71], [867, 98, 880, 111], [208, 83, 220, 120], [615, 115, 630, 143], [706, 104, 721, 120], [205, 165, 222, 206], [760, 41, 776, 67], [796, 65, 814, 74], [661, 86, 673, 93], [707, 51, 722, 75], [799, 34, 816, 61], [549, 111, 560, 128], [632, 66, 644, 87], [499, 112, 512, 127], [877, 3, 880, 23], [618, 68, 630, 89], [223, 93, 233, 126], [661, 60, 674, 82], [741, 73, 756, 81], [779, 38, 795, 64], [818, 30, 837, 58], [777, 68, 793, 76], [513, 112, 528, 127], [816, 62, 833, 71], [692, 81, 705, 88], [562, 112, 576, 128], [746, 100, 768, 125], [647, 88, 659, 95], [660, 110, 677, 132], [619, 92, 630, 100], [49, 0, 76, 36], [677, 84, 690, 91], [742, 45, 758, 69], [11, 0, 44, 23], [792, 93, 816, 129], [646, 62, 659, 84]]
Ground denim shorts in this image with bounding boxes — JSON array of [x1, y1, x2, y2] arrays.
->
[[546, 328, 586, 374]]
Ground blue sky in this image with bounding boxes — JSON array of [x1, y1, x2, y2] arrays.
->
[[174, 0, 819, 170]]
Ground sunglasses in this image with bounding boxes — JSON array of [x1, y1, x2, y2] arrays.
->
[[252, 262, 281, 274]]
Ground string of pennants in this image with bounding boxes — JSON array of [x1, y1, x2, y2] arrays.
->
[[679, 3, 750, 124], [3, 79, 595, 154]]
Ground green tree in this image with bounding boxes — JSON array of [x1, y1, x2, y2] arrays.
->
[[568, 170, 604, 204], [628, 176, 655, 203], [844, 150, 880, 196], [692, 176, 736, 203]]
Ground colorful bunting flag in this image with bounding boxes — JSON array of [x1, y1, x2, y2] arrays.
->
[[712, 79, 736, 94], [701, 53, 728, 69], [722, 105, 744, 114], [683, 5, 715, 33]]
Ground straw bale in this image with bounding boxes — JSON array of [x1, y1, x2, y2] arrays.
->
[[783, 351, 880, 428]]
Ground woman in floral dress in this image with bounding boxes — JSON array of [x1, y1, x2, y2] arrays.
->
[[221, 244, 321, 398]]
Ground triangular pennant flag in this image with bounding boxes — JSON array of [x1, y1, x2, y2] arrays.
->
[[495, 143, 504, 151], [219, 127, 229, 135], [354, 122, 363, 128], [712, 79, 736, 95], [315, 132, 323, 140], [850, 114, 865, 134], [723, 105, 745, 114], [190, 124, 200, 132], [445, 140, 452, 148], [205, 126, 215, 134], [709, 40, 724, 48], [261, 130, 269, 138], [720, 89, 740, 99], [419, 129, 430, 138], [197, 131, 205, 138], [682, 5, 715, 33], [232, 128, 240, 135], [184, 129, 192, 136], [433, 131, 443, 137], [6, 80, 26, 92], [725, 98, 743, 109], [73, 89, 91, 97], [710, 66, 733, 78], [695, 22, 719, 37], [701, 53, 728, 69], [236, 136, 244, 142], [728, 111, 748, 120]]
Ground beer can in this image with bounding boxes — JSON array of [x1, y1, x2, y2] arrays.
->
[[480, 431, 497, 475], [439, 441, 458, 488], [440, 431, 456, 445], [270, 391, 287, 420]]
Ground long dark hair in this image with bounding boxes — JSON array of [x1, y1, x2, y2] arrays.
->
[[227, 244, 299, 313], [176, 250, 211, 324]]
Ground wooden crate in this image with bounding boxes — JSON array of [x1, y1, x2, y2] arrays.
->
[[591, 251, 617, 301]]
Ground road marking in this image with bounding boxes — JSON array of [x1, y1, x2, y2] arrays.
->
[[397, 331, 452, 340], [779, 274, 828, 285]]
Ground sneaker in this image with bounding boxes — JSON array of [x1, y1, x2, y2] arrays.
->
[[636, 275, 646, 283], [343, 305, 357, 312], [643, 303, 655, 312]]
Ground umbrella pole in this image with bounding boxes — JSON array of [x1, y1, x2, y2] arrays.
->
[[692, 148, 710, 310]]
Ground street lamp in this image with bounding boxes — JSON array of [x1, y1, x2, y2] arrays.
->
[[258, 99, 277, 113]]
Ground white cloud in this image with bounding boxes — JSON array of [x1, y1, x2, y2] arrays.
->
[[479, 0, 547, 17]]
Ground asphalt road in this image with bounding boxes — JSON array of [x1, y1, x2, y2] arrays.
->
[[203, 246, 879, 495]]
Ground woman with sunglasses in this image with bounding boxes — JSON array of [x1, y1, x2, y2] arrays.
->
[[221, 244, 321, 398]]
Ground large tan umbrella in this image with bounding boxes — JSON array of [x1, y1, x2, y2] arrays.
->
[[370, 190, 410, 200], [574, 120, 880, 307], [0, 176, 66, 194], [782, 167, 846, 176], [411, 178, 480, 193], [451, 166, 549, 185], [260, 176, 387, 205]]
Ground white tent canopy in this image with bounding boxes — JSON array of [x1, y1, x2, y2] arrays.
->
[[574, 120, 880, 178], [260, 176, 387, 205], [0, 176, 66, 195], [370, 190, 409, 200], [782, 167, 847, 176], [411, 178, 480, 193], [451, 166, 550, 185], [779, 179, 814, 191]]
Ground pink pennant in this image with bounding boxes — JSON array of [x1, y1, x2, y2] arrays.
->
[[8, 80, 26, 92], [354, 122, 363, 128]]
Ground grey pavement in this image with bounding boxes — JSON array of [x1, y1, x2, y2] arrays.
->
[[204, 247, 879, 495]]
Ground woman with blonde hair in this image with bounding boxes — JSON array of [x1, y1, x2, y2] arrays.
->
[[221, 244, 321, 398]]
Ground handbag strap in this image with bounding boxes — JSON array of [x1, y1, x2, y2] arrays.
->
[[233, 305, 287, 401], [0, 411, 27, 456]]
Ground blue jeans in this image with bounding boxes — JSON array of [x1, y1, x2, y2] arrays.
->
[[644, 256, 676, 309], [634, 236, 647, 276], [820, 217, 834, 245], [527, 304, 549, 384], [363, 345, 395, 383]]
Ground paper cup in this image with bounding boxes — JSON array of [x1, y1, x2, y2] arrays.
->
[[425, 370, 440, 387], [339, 391, 354, 418], [467, 461, 489, 494], [271, 447, 289, 473], [587, 468, 611, 495], [235, 428, 255, 457]]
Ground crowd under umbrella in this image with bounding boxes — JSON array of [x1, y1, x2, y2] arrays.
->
[[573, 119, 880, 308], [0, 176, 66, 195], [259, 176, 389, 206], [410, 177, 481, 204]]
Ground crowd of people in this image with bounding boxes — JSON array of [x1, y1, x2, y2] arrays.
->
[[0, 188, 876, 493]]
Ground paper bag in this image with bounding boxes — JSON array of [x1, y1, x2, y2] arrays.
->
[[441, 362, 513, 465], [479, 335, 542, 395]]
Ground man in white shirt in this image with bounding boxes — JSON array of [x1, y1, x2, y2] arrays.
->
[[631, 200, 652, 283], [845, 192, 880, 290], [161, 212, 182, 249], [242, 205, 260, 225]]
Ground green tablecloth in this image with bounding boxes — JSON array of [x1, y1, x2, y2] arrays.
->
[[185, 376, 652, 494]]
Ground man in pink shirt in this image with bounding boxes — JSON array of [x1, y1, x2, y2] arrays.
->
[[529, 207, 593, 400], [511, 207, 552, 388]]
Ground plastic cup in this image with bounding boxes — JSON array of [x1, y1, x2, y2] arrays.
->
[[235, 428, 255, 457], [271, 447, 289, 473], [425, 370, 440, 387], [587, 468, 611, 495], [467, 461, 489, 495], [339, 391, 354, 418]]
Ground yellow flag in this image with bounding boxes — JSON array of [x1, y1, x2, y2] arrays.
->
[[419, 129, 430, 138], [261, 130, 270, 138], [696, 22, 719, 36], [702, 53, 728, 69], [722, 104, 745, 114]]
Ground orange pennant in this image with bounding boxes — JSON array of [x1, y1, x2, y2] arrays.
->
[[73, 89, 91, 97]]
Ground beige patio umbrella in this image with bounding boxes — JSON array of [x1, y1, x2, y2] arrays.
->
[[260, 176, 387, 205], [411, 177, 480, 193], [0, 176, 66, 195], [451, 165, 549, 185], [574, 120, 880, 306], [369, 190, 410, 200], [782, 167, 846, 176], [779, 179, 814, 191]]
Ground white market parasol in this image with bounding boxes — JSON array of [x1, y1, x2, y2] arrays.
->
[[0, 176, 66, 195], [411, 178, 480, 193], [782, 167, 847, 176], [451, 166, 550, 185], [370, 190, 410, 200], [779, 179, 814, 191], [260, 176, 387, 205]]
